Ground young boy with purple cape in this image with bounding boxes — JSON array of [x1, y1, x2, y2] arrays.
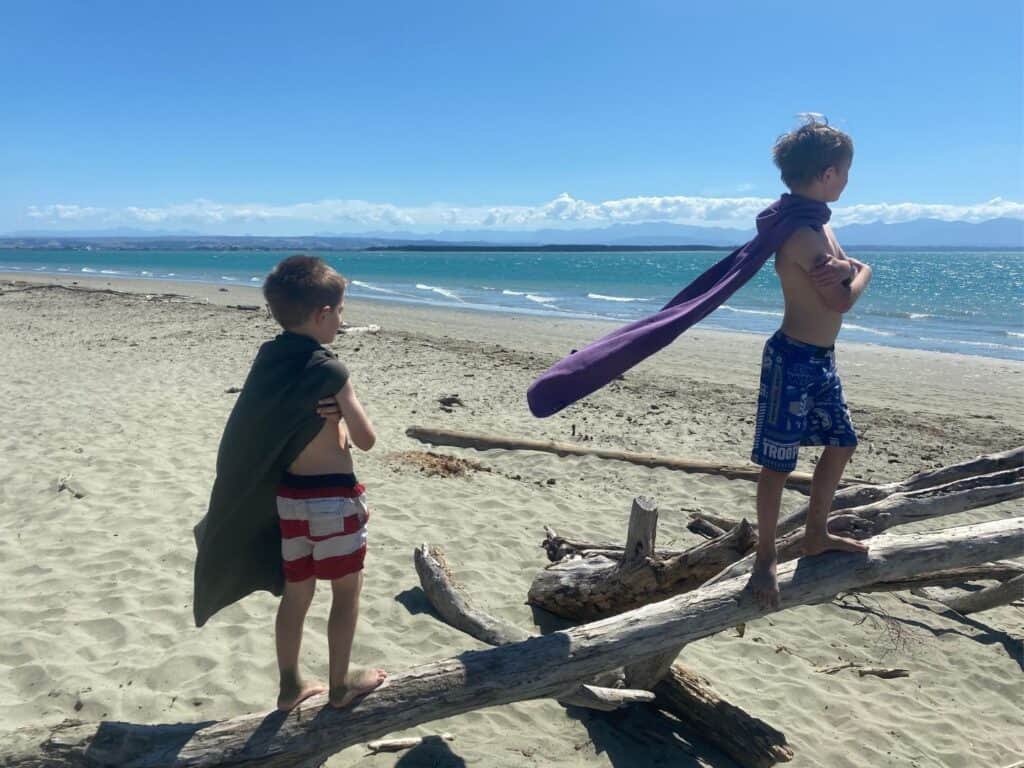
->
[[527, 117, 873, 608]]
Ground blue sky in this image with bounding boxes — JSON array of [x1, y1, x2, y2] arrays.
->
[[2, 1, 1022, 234]]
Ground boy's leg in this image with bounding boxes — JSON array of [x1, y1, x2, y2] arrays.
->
[[328, 571, 386, 708], [749, 467, 790, 609], [804, 445, 869, 555], [275, 577, 326, 710]]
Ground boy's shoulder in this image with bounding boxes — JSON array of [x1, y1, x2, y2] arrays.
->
[[778, 225, 828, 269]]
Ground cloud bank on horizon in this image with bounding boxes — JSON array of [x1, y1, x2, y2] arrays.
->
[[21, 193, 1024, 233]]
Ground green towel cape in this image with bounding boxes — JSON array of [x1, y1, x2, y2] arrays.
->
[[192, 330, 348, 627]]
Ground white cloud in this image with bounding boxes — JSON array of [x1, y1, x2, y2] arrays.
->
[[22, 193, 1024, 232]]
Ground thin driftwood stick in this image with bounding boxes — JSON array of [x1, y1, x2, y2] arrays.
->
[[541, 525, 689, 563], [415, 536, 793, 767], [9, 518, 1020, 768], [366, 733, 454, 754], [406, 425, 820, 491]]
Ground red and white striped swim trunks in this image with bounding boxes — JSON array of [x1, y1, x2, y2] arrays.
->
[[275, 471, 370, 582]]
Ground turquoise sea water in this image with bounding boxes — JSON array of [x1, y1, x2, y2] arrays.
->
[[2, 248, 1022, 361]]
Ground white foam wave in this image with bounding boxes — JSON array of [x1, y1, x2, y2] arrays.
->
[[844, 323, 894, 337], [526, 294, 557, 305], [587, 293, 650, 303], [220, 275, 237, 281], [719, 304, 783, 318], [351, 280, 404, 296], [100, 269, 121, 275], [416, 283, 462, 301], [1007, 331, 1024, 338], [907, 313, 934, 320], [921, 337, 1022, 351], [502, 289, 527, 296], [81, 267, 96, 273], [250, 277, 261, 282], [141, 270, 153, 276]]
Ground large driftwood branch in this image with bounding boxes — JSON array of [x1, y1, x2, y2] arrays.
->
[[412, 541, 639, 710], [406, 425, 820, 491], [777, 446, 1023, 537], [855, 562, 1024, 593], [414, 539, 793, 767], [913, 574, 1024, 615], [8, 518, 1021, 768], [687, 447, 1024, 540], [709, 467, 1023, 586]]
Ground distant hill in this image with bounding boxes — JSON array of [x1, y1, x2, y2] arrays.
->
[[3, 217, 1021, 250], [834, 217, 1023, 247], [336, 217, 1024, 248]]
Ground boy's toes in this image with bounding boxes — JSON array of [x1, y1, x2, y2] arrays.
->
[[329, 668, 388, 709]]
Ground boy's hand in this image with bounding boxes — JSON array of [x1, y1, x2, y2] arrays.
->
[[316, 397, 342, 422], [809, 256, 855, 290]]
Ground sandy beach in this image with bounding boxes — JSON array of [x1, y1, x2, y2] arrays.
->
[[1, 272, 1021, 768]]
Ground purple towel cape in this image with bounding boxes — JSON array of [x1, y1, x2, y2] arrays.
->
[[526, 194, 830, 417]]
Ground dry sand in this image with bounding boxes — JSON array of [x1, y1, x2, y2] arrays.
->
[[1, 273, 1022, 768]]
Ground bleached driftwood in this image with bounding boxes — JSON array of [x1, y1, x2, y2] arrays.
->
[[530, 512, 757, 621], [709, 467, 1023, 585], [4, 518, 1015, 768], [913, 573, 1024, 615], [414, 508, 793, 765], [406, 425, 819, 491], [855, 562, 1023, 593], [8, 518, 1020, 768], [366, 733, 453, 754], [413, 541, 644, 710], [776, 446, 1023, 537]]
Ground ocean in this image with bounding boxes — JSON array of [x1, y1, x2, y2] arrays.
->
[[2, 248, 1022, 361]]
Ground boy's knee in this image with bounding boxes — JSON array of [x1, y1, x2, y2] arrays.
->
[[330, 570, 363, 594], [759, 466, 792, 483]]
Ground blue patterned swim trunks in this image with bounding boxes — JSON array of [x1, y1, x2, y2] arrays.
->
[[751, 330, 858, 473]]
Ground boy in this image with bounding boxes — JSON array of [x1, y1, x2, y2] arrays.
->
[[264, 255, 387, 710], [193, 254, 386, 711], [748, 118, 874, 609]]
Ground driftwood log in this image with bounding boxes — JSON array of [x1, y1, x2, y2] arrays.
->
[[709, 466, 1024, 586], [6, 518, 1018, 768], [531, 463, 1022, 621], [687, 447, 1024, 540], [406, 425, 820, 491], [414, 540, 793, 767], [776, 446, 1024, 537], [530, 504, 757, 621], [913, 574, 1024, 615]]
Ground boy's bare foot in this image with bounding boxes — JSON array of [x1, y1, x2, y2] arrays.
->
[[747, 556, 780, 610], [329, 668, 388, 709], [804, 532, 869, 556], [277, 678, 327, 711]]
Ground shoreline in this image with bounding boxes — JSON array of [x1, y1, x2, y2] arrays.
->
[[5, 271, 1024, 377]]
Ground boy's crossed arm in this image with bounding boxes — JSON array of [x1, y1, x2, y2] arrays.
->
[[315, 381, 377, 451], [788, 229, 872, 313]]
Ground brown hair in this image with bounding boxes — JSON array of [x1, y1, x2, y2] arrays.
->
[[263, 254, 346, 329], [772, 115, 854, 190]]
